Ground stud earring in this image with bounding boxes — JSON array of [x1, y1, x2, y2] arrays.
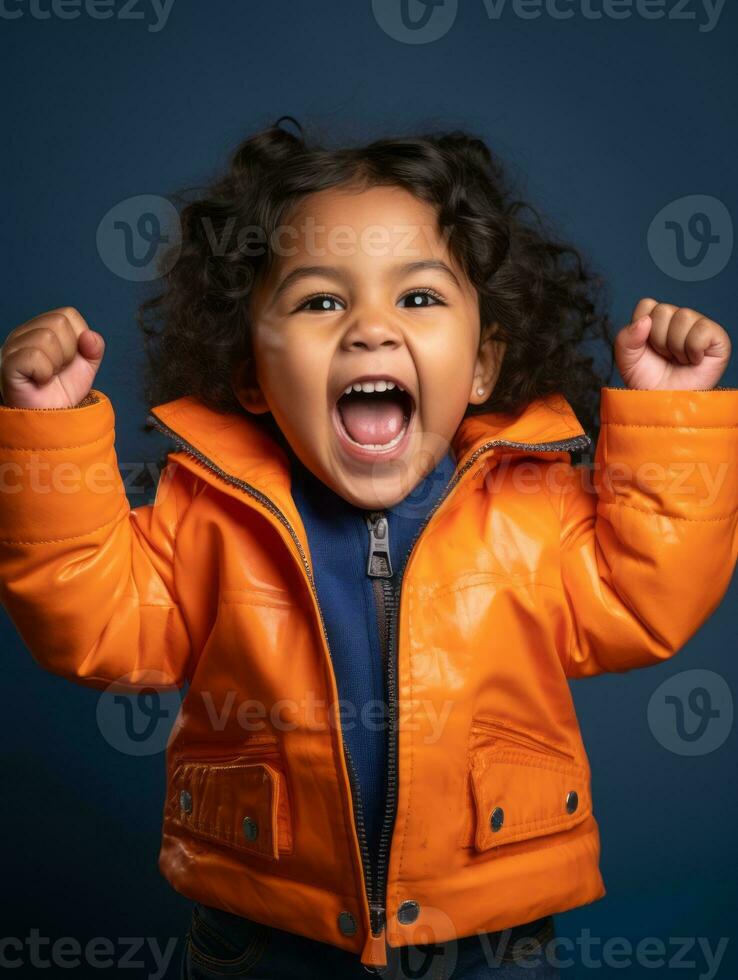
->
[[476, 387, 485, 396]]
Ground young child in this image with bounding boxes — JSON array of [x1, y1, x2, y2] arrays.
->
[[0, 118, 735, 980]]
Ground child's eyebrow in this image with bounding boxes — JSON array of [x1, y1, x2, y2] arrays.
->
[[270, 259, 461, 304]]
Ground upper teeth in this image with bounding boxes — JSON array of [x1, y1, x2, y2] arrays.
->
[[343, 379, 404, 395]]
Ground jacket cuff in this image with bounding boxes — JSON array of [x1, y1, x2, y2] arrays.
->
[[0, 388, 111, 450], [0, 388, 125, 543], [601, 385, 738, 427], [598, 386, 738, 520]]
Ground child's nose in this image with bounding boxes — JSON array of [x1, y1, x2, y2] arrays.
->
[[340, 312, 404, 352]]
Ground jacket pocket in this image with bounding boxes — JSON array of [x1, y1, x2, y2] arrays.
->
[[460, 718, 590, 851], [169, 736, 293, 859]]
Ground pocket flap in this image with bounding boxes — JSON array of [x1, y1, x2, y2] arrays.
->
[[174, 758, 289, 860], [470, 745, 590, 850]]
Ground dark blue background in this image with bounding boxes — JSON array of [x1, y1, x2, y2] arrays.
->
[[2, 1, 736, 977]]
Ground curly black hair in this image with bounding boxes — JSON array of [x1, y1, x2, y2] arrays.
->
[[138, 115, 615, 470]]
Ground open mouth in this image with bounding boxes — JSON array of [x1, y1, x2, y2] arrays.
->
[[332, 378, 416, 459]]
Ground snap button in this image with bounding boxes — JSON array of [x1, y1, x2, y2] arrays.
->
[[397, 901, 420, 924], [179, 790, 192, 814], [565, 790, 578, 813], [337, 911, 357, 936], [242, 816, 259, 841], [489, 806, 504, 831]]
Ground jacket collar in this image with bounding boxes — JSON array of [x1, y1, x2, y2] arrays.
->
[[146, 391, 590, 526]]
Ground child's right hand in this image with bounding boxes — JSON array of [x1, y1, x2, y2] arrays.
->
[[0, 307, 105, 409]]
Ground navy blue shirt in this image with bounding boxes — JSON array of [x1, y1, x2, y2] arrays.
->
[[285, 441, 457, 869]]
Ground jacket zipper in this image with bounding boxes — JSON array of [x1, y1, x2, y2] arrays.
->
[[145, 409, 590, 949], [362, 432, 592, 946], [365, 512, 395, 935]]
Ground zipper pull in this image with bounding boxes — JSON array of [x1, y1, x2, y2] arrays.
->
[[360, 916, 388, 971], [365, 511, 392, 578], [369, 904, 386, 933]]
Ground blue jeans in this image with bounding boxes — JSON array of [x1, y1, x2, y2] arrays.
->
[[180, 901, 561, 979]]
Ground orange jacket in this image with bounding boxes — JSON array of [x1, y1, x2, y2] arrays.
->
[[1, 385, 737, 969]]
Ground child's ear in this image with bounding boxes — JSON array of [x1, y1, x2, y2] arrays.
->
[[232, 361, 270, 415], [469, 321, 506, 406]]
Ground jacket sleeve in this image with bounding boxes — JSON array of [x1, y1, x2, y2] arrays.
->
[[555, 386, 738, 679], [0, 388, 193, 691]]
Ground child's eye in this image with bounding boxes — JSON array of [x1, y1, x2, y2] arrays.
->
[[398, 288, 445, 308], [296, 293, 345, 313]]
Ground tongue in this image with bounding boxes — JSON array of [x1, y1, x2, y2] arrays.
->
[[338, 395, 405, 446]]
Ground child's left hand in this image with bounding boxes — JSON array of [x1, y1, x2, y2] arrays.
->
[[614, 298, 732, 390]]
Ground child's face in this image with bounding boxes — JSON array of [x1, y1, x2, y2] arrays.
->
[[240, 185, 503, 509]]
